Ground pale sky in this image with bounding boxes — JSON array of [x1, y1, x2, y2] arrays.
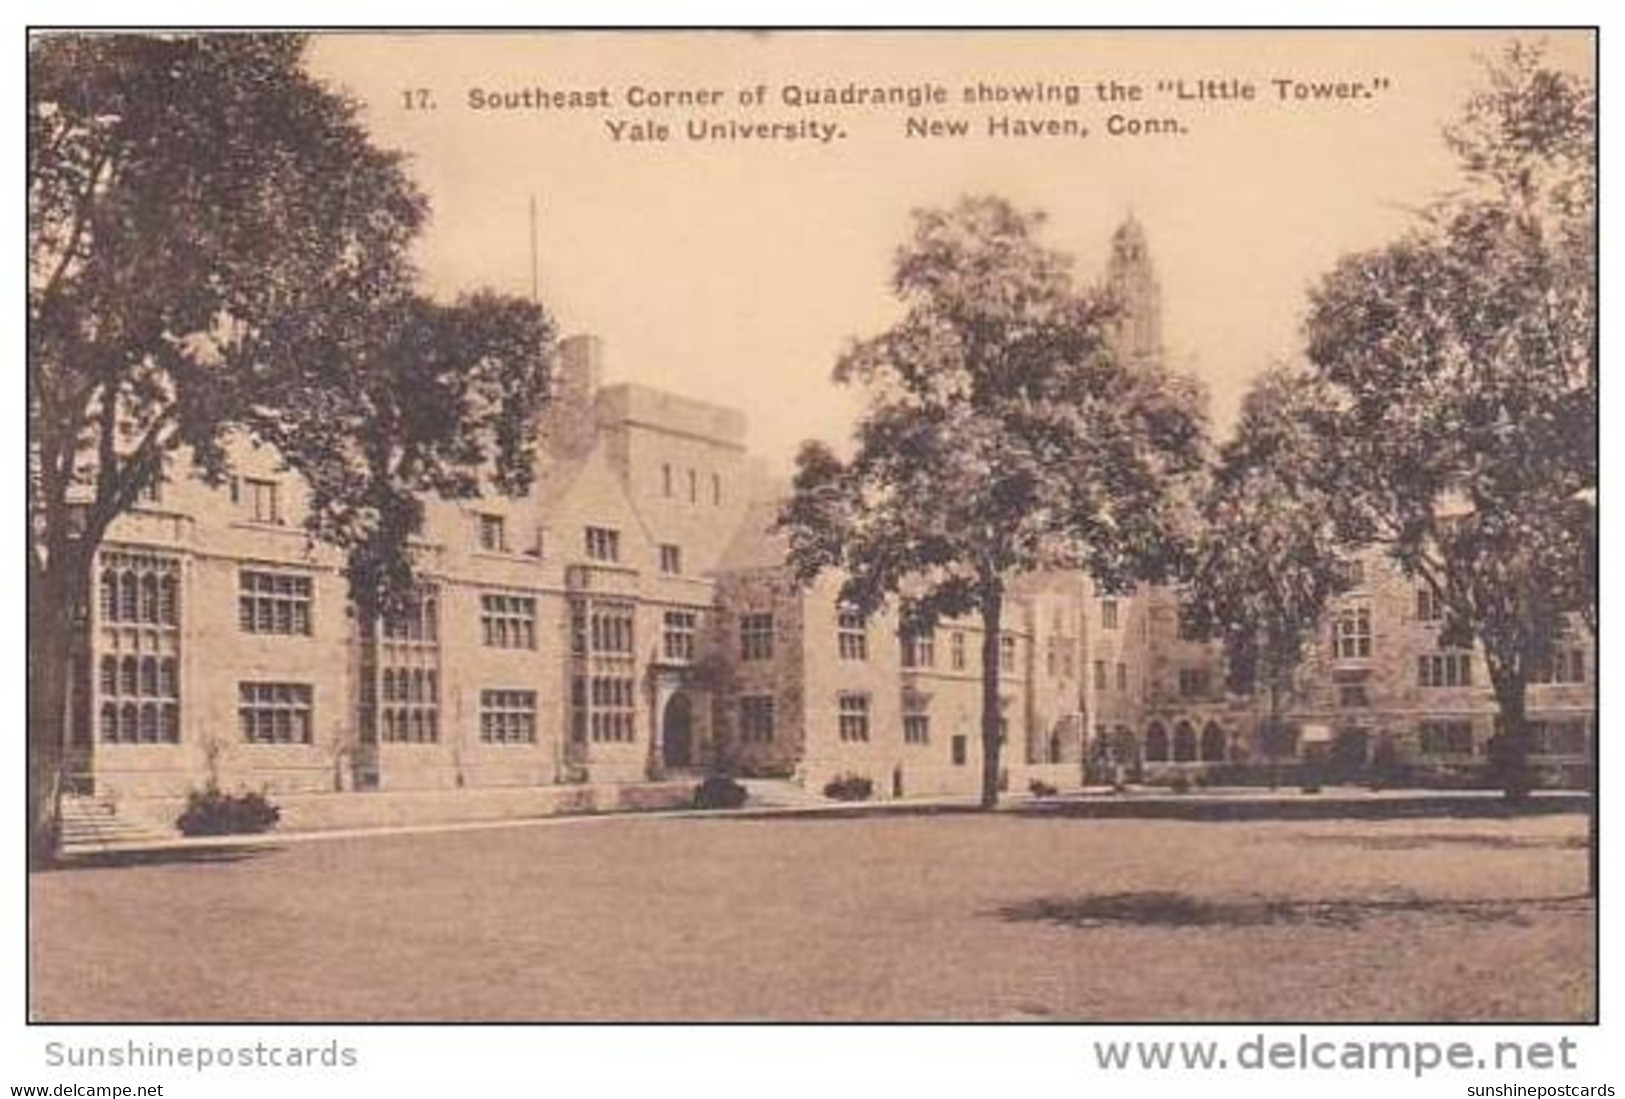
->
[[309, 30, 1593, 473]]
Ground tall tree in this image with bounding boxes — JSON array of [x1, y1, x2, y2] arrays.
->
[[28, 34, 555, 867], [778, 196, 1207, 808], [1184, 368, 1351, 780], [1303, 43, 1595, 801]]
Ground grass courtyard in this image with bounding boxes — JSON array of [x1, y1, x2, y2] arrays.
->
[[29, 804, 1594, 1022]]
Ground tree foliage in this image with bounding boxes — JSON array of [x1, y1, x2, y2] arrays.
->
[[26, 33, 555, 864], [29, 33, 554, 603], [1185, 369, 1351, 732], [248, 289, 555, 614], [1303, 42, 1594, 796], [779, 196, 1207, 807]]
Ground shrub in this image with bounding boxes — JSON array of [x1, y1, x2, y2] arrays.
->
[[176, 786, 280, 836], [823, 773, 873, 801], [692, 774, 749, 810], [1028, 779, 1058, 798]]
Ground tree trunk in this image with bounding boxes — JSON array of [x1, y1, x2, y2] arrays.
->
[[978, 587, 1005, 810], [1267, 678, 1282, 791], [28, 648, 68, 870], [1587, 716, 1597, 897], [28, 559, 82, 870], [1582, 620, 1597, 897], [1485, 662, 1532, 803]]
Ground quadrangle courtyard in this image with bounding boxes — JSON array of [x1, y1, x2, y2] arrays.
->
[[29, 805, 1595, 1022]]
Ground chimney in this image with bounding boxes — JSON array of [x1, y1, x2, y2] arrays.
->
[[558, 334, 604, 397], [543, 334, 603, 460]]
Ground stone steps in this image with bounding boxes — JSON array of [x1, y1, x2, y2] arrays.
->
[[59, 795, 175, 853]]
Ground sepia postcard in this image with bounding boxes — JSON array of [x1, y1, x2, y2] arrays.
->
[[25, 28, 1597, 1031]]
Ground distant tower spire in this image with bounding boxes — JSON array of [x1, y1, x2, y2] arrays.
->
[[1105, 212, 1162, 369]]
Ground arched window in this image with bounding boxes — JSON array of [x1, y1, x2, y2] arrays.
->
[[140, 573, 160, 622], [159, 658, 178, 698], [381, 669, 396, 703], [140, 657, 159, 697], [119, 571, 139, 622], [101, 571, 119, 621], [162, 703, 180, 743], [139, 703, 159, 743], [1201, 722, 1227, 763], [1145, 722, 1169, 762], [1174, 721, 1198, 762], [101, 703, 120, 742], [100, 655, 118, 695], [159, 574, 179, 624], [120, 702, 139, 741], [120, 656, 139, 696]]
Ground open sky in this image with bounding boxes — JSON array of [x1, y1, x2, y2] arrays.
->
[[310, 30, 1593, 472]]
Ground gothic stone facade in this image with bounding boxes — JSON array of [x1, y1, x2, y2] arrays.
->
[[69, 219, 1593, 808], [73, 331, 1096, 806]]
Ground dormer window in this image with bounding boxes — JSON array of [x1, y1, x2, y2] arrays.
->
[[478, 513, 508, 553], [136, 467, 164, 505], [586, 526, 621, 563], [235, 477, 281, 524]]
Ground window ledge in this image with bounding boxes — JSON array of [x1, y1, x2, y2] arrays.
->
[[578, 559, 636, 573], [472, 549, 543, 564], [230, 520, 302, 537]]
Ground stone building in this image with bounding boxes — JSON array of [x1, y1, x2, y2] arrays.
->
[[1085, 215, 1593, 787], [77, 332, 766, 801], [1281, 553, 1594, 785], [707, 517, 1087, 798], [66, 216, 1593, 813], [73, 325, 1096, 808]]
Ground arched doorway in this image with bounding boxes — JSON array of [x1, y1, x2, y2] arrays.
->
[[1145, 722, 1169, 762], [1201, 721, 1227, 763], [662, 692, 694, 770], [1173, 721, 1197, 762]]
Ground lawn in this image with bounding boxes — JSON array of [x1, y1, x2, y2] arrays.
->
[[29, 806, 1594, 1021]]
